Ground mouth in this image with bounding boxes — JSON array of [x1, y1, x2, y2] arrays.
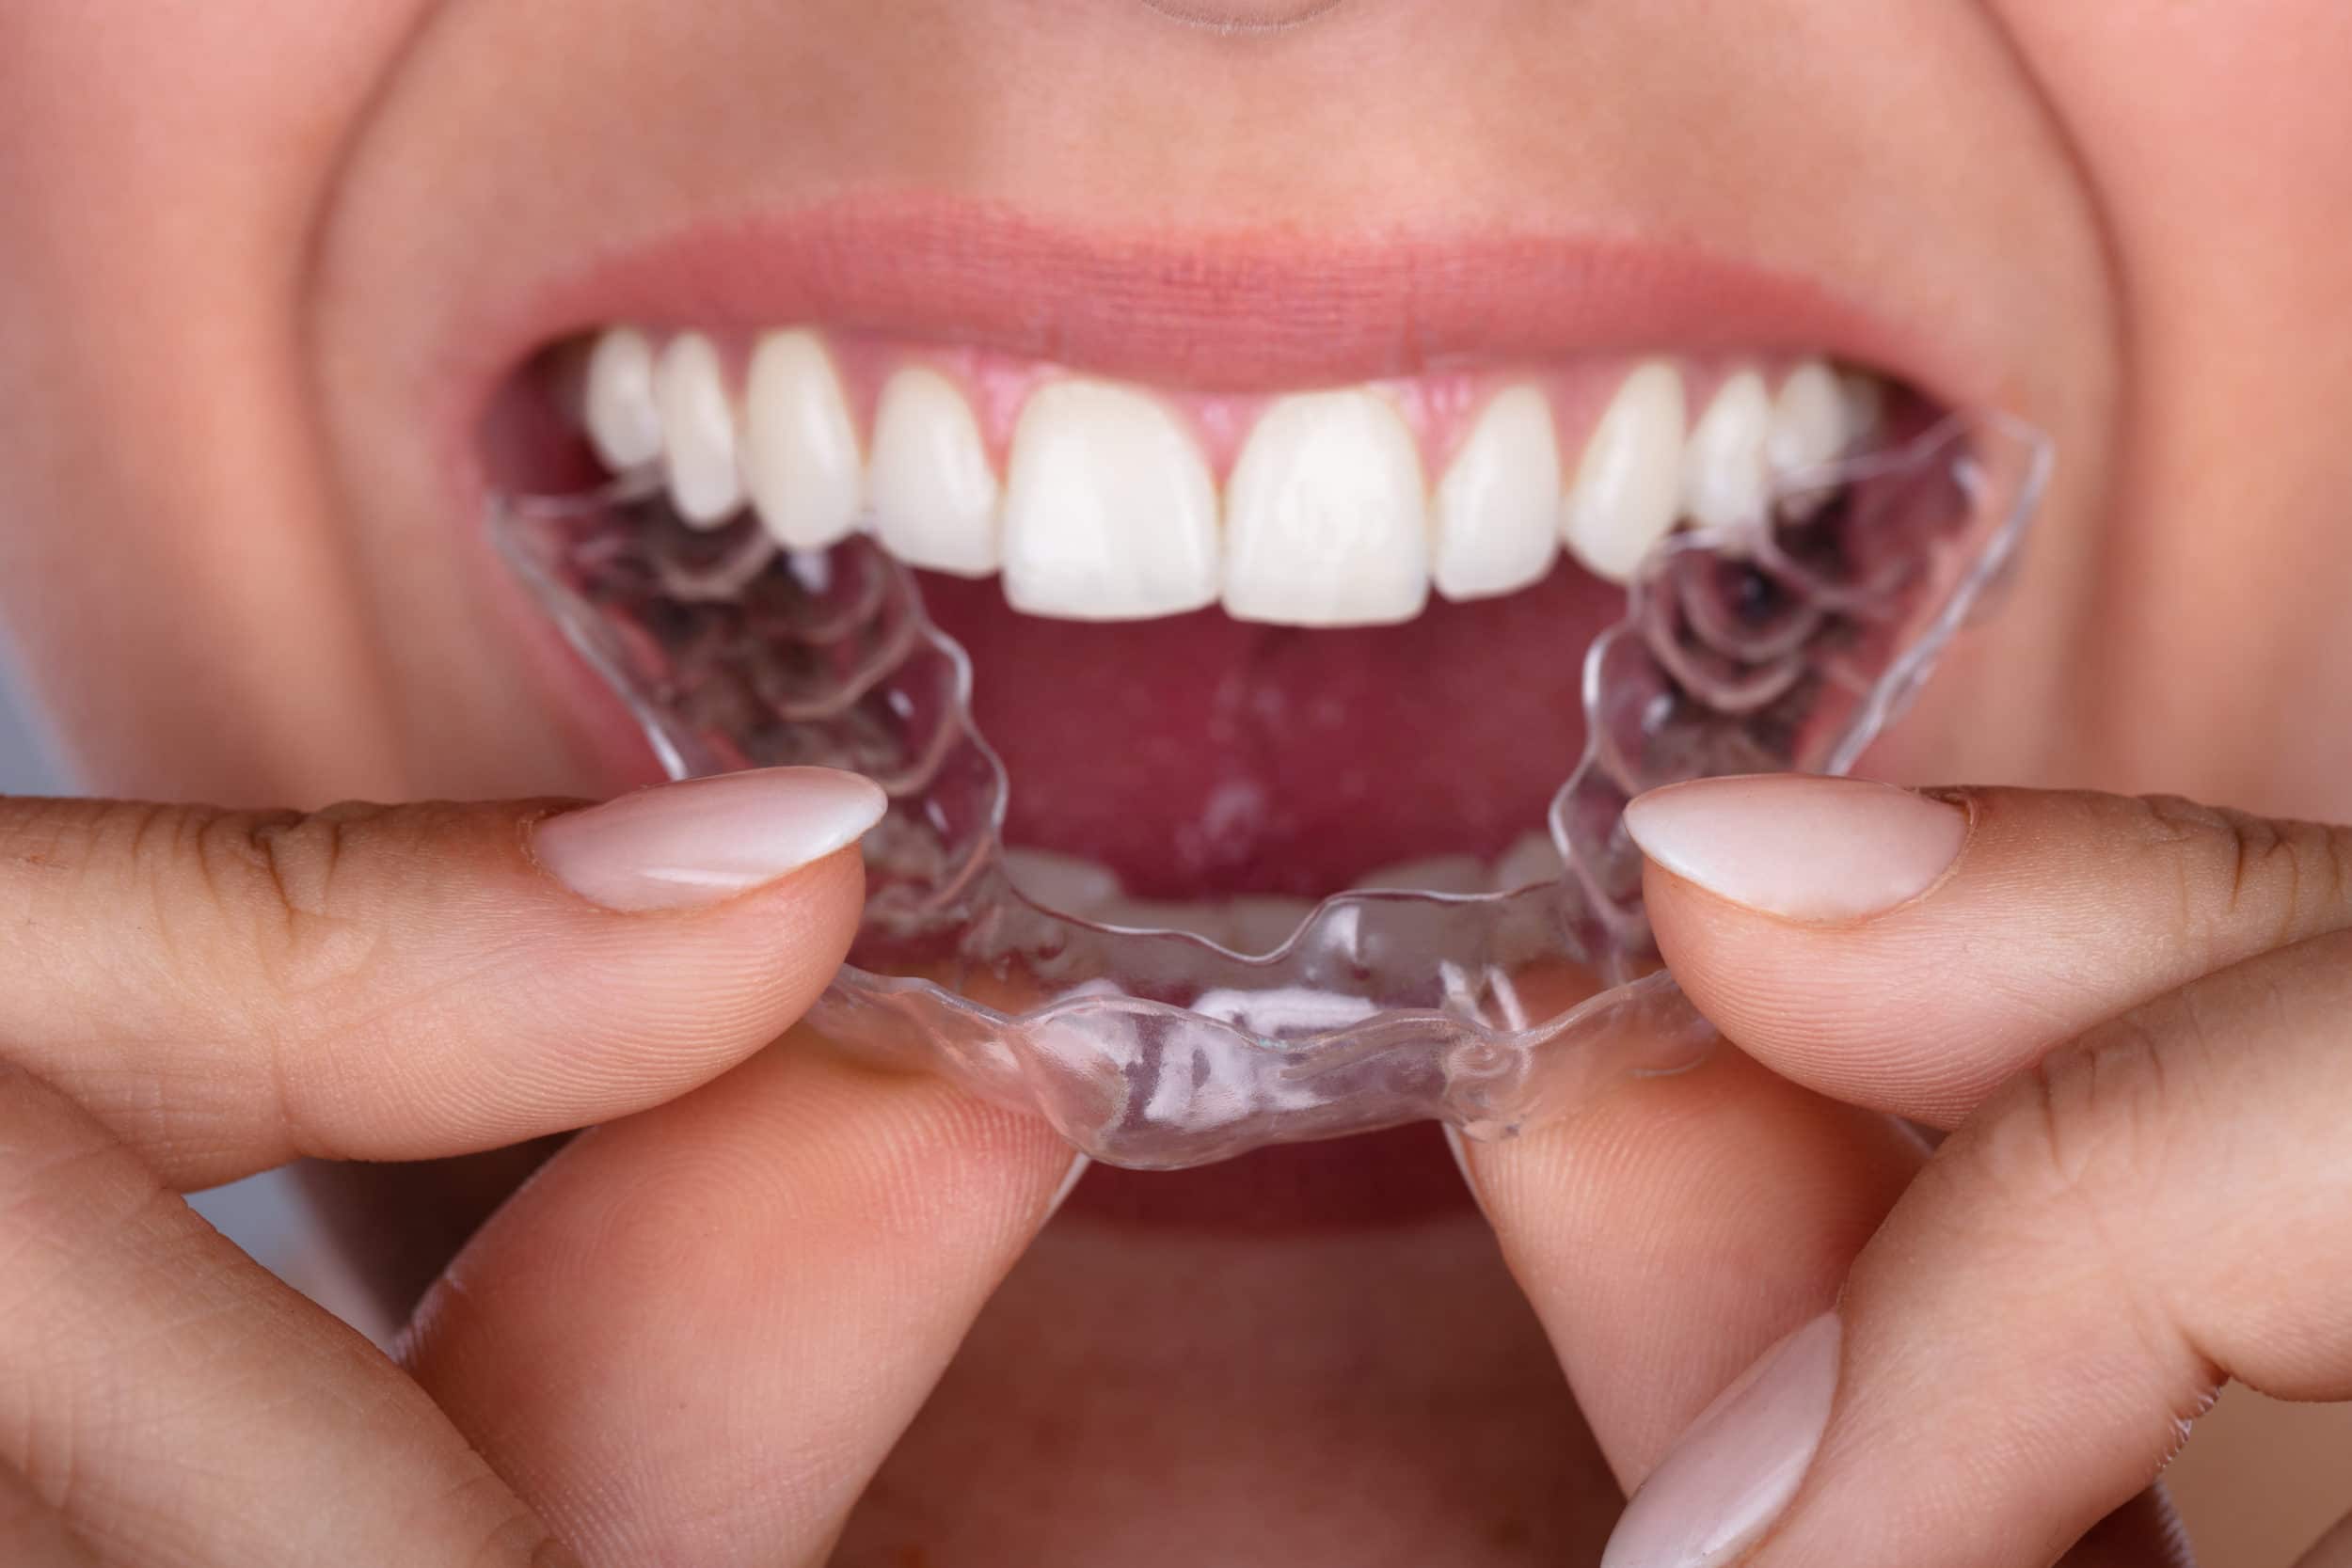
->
[[474, 217, 2047, 1169]]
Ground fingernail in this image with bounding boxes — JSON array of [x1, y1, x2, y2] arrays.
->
[[534, 767, 886, 911], [1623, 774, 1967, 921], [1601, 1312, 1842, 1568]]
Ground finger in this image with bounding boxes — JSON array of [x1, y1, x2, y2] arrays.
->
[[1455, 1047, 1924, 1485], [403, 1034, 1076, 1568], [0, 1463, 98, 1568], [1597, 929, 2352, 1568], [0, 1067, 566, 1566], [2297, 1508, 2352, 1568], [1625, 776, 2352, 1125], [0, 767, 881, 1186]]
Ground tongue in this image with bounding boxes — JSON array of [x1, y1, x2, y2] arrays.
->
[[917, 564, 1622, 902]]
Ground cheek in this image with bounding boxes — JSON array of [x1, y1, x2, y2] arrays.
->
[[1983, 1, 2352, 806], [0, 0, 429, 804]]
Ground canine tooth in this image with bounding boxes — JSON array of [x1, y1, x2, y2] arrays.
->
[[1224, 389, 1429, 626], [1001, 847, 1122, 915], [1766, 360, 1848, 481], [654, 333, 745, 527], [869, 367, 1002, 577], [1563, 360, 1687, 583], [1433, 386, 1561, 602], [742, 329, 863, 549], [1684, 370, 1772, 531], [1352, 855, 1489, 895], [1001, 380, 1220, 621], [583, 326, 663, 471]]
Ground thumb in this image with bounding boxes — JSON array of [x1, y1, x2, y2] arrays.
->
[[0, 765, 882, 1187], [1621, 775, 2352, 1126]]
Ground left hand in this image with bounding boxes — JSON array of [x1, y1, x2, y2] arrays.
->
[[1457, 776, 2352, 1568]]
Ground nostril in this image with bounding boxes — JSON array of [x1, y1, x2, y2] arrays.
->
[[1133, 0, 1355, 34]]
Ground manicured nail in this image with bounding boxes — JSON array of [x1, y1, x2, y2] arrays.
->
[[1600, 1312, 1842, 1568], [1623, 774, 1967, 921], [534, 767, 886, 911]]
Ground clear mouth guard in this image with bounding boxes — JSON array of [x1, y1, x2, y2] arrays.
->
[[494, 408, 2049, 1168]]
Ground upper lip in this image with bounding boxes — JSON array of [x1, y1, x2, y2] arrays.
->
[[444, 193, 1979, 489]]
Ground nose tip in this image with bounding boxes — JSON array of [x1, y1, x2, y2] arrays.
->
[[1136, 0, 1352, 30]]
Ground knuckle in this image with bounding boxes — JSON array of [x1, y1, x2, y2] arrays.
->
[[1940, 1005, 2214, 1376], [2129, 794, 2352, 955], [6, 798, 389, 999], [1951, 1013, 2192, 1243], [199, 805, 393, 1005]]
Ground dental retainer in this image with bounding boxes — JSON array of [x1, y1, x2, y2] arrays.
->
[[494, 408, 2048, 1168]]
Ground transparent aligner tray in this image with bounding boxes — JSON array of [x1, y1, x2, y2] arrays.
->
[[493, 410, 2048, 1168]]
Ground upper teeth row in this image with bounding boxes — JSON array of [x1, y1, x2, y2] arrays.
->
[[580, 327, 1884, 626]]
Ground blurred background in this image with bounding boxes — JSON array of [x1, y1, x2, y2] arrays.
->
[[0, 663, 54, 795]]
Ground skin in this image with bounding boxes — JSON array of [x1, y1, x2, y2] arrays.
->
[[3, 1, 2352, 1562]]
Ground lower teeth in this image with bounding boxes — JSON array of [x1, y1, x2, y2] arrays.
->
[[494, 409, 2048, 1168]]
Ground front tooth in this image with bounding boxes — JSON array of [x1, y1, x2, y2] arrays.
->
[[869, 366, 1002, 577], [1563, 360, 1687, 583], [583, 326, 663, 471], [1432, 385, 1562, 603], [1766, 360, 1848, 482], [1001, 380, 1220, 621], [653, 332, 745, 527], [1684, 369, 1772, 531], [742, 329, 862, 549], [1224, 389, 1429, 626]]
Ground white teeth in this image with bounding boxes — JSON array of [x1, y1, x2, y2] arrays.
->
[[590, 325, 1889, 617], [1001, 380, 1221, 621], [1432, 385, 1562, 603], [1684, 369, 1772, 532], [653, 333, 745, 528], [1563, 360, 1687, 583], [741, 329, 863, 550], [582, 326, 663, 472], [868, 367, 1002, 578], [1766, 359, 1848, 482], [1224, 389, 1430, 626]]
